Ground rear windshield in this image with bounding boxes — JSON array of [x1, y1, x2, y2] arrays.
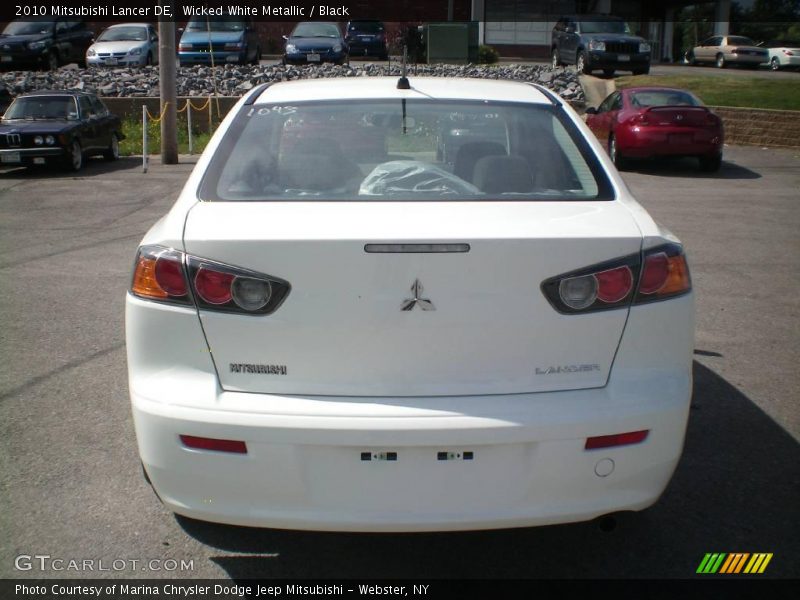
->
[[200, 99, 613, 202], [630, 90, 702, 107], [727, 36, 756, 46]]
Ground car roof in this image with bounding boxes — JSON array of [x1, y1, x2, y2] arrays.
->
[[105, 22, 151, 28], [622, 86, 693, 93], [254, 77, 555, 105], [19, 90, 93, 98]]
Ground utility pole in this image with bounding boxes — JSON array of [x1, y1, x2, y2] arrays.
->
[[158, 2, 178, 164]]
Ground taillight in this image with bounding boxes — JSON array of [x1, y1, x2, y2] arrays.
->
[[131, 247, 190, 305], [180, 435, 247, 454], [636, 113, 652, 126], [585, 430, 649, 450], [541, 243, 691, 314], [130, 245, 290, 316]]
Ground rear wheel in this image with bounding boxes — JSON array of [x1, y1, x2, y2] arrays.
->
[[685, 50, 697, 65], [716, 53, 726, 68], [770, 57, 781, 71], [576, 51, 590, 74], [699, 154, 722, 173], [609, 135, 628, 171]]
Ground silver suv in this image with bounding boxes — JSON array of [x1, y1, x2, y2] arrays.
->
[[551, 15, 651, 76]]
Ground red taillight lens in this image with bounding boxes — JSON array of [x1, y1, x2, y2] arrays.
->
[[195, 268, 235, 305], [637, 113, 651, 126], [585, 430, 649, 450], [596, 266, 633, 303], [638, 250, 691, 299], [131, 247, 190, 305], [154, 255, 188, 296], [180, 435, 247, 454]]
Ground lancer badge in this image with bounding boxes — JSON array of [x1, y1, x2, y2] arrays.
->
[[401, 279, 435, 311]]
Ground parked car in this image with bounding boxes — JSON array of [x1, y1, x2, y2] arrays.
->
[[344, 20, 388, 60], [685, 35, 767, 69], [86, 23, 158, 67], [0, 18, 93, 70], [0, 90, 123, 171], [585, 87, 724, 172], [127, 76, 694, 531], [282, 21, 348, 65], [178, 16, 261, 66], [551, 15, 651, 76], [763, 39, 800, 70]]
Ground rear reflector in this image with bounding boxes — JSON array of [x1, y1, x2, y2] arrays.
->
[[585, 430, 649, 450], [180, 435, 248, 454]]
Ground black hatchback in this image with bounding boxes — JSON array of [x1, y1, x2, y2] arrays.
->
[[344, 20, 389, 60]]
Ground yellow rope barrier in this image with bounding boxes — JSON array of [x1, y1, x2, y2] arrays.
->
[[144, 101, 171, 123]]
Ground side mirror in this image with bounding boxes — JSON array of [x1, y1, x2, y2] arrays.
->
[[585, 107, 598, 115], [282, 35, 288, 41]]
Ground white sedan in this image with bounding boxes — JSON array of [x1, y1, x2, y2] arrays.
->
[[764, 40, 800, 70], [126, 77, 694, 531], [86, 23, 158, 67]]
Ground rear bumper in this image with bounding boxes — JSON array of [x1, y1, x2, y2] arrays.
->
[[283, 50, 347, 65], [586, 51, 650, 71], [127, 292, 694, 531], [618, 127, 723, 159]]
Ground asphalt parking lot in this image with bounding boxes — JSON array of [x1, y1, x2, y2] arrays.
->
[[0, 145, 798, 580]]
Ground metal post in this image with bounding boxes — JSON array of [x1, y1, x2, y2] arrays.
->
[[208, 96, 212, 132], [142, 104, 148, 173], [158, 5, 178, 164], [187, 101, 193, 155]]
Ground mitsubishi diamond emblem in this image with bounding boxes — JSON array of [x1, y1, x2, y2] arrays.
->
[[401, 279, 435, 311]]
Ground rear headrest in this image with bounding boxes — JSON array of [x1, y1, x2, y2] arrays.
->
[[472, 155, 534, 194], [453, 141, 507, 182]]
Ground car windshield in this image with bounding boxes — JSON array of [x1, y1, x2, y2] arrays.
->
[[201, 99, 608, 202], [4, 96, 78, 120], [728, 36, 756, 46], [630, 90, 701, 107], [292, 23, 341, 38], [348, 21, 384, 33], [97, 26, 148, 42], [2, 20, 54, 36], [580, 20, 631, 34], [186, 17, 245, 32]]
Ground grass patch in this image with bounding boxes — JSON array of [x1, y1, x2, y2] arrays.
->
[[119, 116, 215, 156], [615, 74, 800, 111]]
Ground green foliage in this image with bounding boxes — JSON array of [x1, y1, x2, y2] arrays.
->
[[118, 115, 214, 156], [477, 45, 500, 65], [616, 74, 800, 111]]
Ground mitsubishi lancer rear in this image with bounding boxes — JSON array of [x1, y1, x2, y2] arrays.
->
[[125, 77, 694, 531]]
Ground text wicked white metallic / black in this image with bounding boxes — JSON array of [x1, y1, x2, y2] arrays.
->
[[125, 77, 694, 531]]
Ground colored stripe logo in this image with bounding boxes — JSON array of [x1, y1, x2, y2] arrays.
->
[[697, 553, 773, 574]]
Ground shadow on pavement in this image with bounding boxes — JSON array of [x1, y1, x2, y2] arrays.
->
[[176, 361, 799, 578], [624, 156, 761, 180]]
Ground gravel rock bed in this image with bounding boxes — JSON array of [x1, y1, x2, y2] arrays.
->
[[0, 62, 584, 102]]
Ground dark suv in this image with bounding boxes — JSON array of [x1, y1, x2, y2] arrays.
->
[[551, 16, 650, 76], [0, 18, 93, 70], [344, 20, 388, 60]]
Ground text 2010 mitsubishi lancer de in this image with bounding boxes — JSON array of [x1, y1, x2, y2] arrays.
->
[[126, 76, 694, 532]]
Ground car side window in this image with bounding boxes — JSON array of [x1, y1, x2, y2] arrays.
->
[[597, 93, 617, 114], [612, 94, 623, 111], [78, 96, 94, 119], [89, 96, 108, 116]]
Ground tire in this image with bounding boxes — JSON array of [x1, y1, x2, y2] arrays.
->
[[603, 68, 616, 77], [699, 154, 722, 173], [47, 51, 59, 71], [716, 53, 726, 68], [552, 48, 561, 68], [770, 57, 781, 71], [576, 50, 590, 74], [65, 140, 83, 171], [103, 133, 120, 161], [609, 135, 628, 170], [145, 52, 152, 66], [685, 50, 697, 66]]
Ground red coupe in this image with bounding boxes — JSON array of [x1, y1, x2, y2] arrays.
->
[[585, 87, 724, 172]]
